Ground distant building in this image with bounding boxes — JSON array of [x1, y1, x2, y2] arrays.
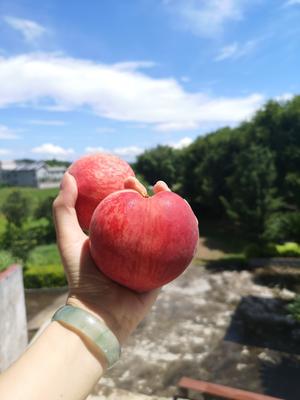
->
[[0, 161, 67, 188]]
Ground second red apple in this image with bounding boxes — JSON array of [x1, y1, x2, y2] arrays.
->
[[68, 153, 135, 230]]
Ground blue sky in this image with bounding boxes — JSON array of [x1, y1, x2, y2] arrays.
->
[[0, 0, 299, 161]]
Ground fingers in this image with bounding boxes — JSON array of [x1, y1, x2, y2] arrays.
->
[[53, 172, 87, 247], [124, 176, 148, 197], [153, 180, 171, 194]]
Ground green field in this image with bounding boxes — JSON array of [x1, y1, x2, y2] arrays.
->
[[0, 186, 58, 210]]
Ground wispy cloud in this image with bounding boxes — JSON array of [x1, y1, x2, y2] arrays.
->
[[164, 0, 249, 37], [215, 39, 258, 61], [0, 125, 19, 139], [3, 16, 47, 43], [0, 53, 265, 132], [31, 143, 74, 157], [284, 0, 300, 6], [0, 148, 11, 155], [113, 146, 144, 157], [155, 121, 198, 132], [27, 119, 66, 126]]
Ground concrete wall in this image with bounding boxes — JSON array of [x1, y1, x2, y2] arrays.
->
[[0, 265, 28, 372]]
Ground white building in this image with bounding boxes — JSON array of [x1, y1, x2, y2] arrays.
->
[[0, 161, 67, 188]]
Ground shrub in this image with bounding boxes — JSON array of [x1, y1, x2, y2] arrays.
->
[[244, 243, 278, 258], [0, 250, 16, 273], [287, 296, 300, 322], [264, 212, 300, 243], [276, 242, 300, 257], [1, 190, 31, 227], [1, 223, 38, 263], [245, 242, 300, 258], [24, 264, 67, 288]]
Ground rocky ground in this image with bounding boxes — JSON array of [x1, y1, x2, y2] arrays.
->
[[89, 263, 300, 400], [25, 243, 300, 400]]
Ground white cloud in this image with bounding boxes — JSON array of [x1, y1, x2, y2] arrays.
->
[[215, 40, 258, 61], [0, 148, 11, 155], [32, 143, 74, 157], [4, 16, 47, 43], [0, 125, 19, 139], [27, 119, 66, 126], [275, 93, 294, 102], [164, 0, 247, 37], [85, 145, 144, 160], [170, 137, 193, 149], [0, 53, 265, 131]]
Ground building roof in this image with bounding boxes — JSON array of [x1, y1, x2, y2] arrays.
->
[[0, 161, 46, 171]]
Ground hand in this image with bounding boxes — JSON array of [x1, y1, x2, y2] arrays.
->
[[52, 173, 169, 345]]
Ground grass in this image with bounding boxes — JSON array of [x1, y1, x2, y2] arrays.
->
[[27, 244, 61, 266]]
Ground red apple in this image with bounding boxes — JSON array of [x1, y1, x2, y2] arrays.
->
[[89, 189, 199, 292], [68, 153, 135, 230]]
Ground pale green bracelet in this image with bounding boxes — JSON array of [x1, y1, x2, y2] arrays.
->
[[52, 305, 121, 369]]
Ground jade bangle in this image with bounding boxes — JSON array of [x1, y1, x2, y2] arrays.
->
[[52, 305, 121, 369]]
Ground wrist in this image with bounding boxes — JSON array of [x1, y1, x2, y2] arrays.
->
[[66, 294, 130, 345], [50, 319, 107, 373]]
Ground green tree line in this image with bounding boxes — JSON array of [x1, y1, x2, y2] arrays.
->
[[134, 96, 300, 244]]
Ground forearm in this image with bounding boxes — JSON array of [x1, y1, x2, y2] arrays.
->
[[0, 321, 106, 400]]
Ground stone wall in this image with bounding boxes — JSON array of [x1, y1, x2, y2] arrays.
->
[[0, 265, 27, 372], [248, 258, 300, 268]]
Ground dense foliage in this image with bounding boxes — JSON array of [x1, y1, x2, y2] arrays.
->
[[134, 96, 300, 244], [0, 190, 57, 263]]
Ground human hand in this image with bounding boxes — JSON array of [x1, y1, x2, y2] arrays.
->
[[53, 172, 170, 344]]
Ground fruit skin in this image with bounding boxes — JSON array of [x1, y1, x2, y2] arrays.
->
[[89, 189, 199, 292], [68, 153, 135, 230]]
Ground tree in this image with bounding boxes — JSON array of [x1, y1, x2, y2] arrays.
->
[[134, 145, 179, 188], [1, 223, 37, 263], [2, 191, 31, 227], [221, 145, 282, 241], [35, 195, 57, 242]]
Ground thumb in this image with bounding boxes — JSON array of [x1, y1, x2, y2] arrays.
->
[[53, 172, 87, 248]]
